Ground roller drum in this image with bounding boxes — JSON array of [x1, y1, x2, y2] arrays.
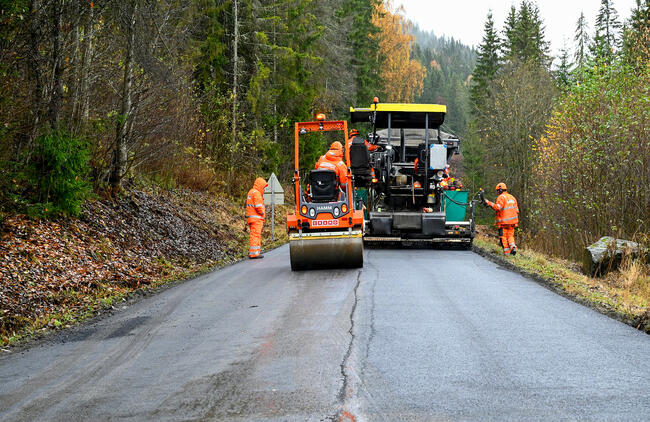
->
[[290, 234, 363, 271]]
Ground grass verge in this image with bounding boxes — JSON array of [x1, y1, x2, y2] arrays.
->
[[472, 232, 650, 334]]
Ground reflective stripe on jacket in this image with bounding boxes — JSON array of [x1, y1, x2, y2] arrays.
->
[[486, 192, 519, 227], [246, 177, 266, 222]]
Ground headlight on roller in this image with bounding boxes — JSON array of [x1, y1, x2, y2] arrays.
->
[[333, 207, 340, 217], [309, 208, 316, 218]]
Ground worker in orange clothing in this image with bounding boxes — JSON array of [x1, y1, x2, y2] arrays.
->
[[348, 128, 378, 151], [315, 141, 349, 186], [482, 182, 519, 256], [246, 177, 267, 259]]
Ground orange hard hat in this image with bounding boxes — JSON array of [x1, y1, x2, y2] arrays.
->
[[495, 182, 507, 191], [330, 141, 343, 151], [349, 128, 359, 137]]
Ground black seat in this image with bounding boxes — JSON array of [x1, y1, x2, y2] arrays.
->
[[350, 138, 371, 174], [310, 169, 338, 202], [350, 138, 372, 188]]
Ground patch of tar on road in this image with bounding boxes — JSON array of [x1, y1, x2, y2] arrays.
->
[[105, 316, 151, 339]]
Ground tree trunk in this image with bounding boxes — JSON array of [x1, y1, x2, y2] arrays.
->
[[49, 0, 64, 128], [70, 0, 82, 130], [229, 0, 238, 187], [77, 1, 96, 132], [111, 1, 137, 190], [25, 0, 43, 159]]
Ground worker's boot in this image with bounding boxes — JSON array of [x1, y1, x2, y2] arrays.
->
[[510, 247, 517, 256]]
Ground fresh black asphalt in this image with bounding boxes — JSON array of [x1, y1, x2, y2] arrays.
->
[[1, 245, 649, 421]]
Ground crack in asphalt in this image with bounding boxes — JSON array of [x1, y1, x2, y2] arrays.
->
[[327, 270, 363, 422], [338, 271, 362, 403]]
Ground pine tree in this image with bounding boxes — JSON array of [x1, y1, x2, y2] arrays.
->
[[528, 3, 551, 65], [622, 0, 650, 64], [340, 0, 382, 104], [501, 1, 550, 66], [592, 0, 622, 59], [470, 11, 500, 110], [574, 11, 590, 66], [555, 43, 572, 89], [502, 5, 518, 60]]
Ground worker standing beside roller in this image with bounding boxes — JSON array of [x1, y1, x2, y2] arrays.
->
[[482, 182, 519, 256], [315, 141, 348, 186], [246, 177, 267, 259]]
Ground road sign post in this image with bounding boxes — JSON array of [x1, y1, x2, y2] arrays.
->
[[263, 173, 284, 241]]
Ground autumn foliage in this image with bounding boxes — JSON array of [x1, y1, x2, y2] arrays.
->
[[531, 61, 650, 258], [372, 1, 426, 102]]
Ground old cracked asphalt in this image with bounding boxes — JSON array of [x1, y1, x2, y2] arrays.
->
[[1, 245, 650, 421]]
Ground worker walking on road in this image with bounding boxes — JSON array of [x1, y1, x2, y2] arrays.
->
[[315, 141, 348, 186], [246, 177, 267, 259], [482, 182, 519, 256]]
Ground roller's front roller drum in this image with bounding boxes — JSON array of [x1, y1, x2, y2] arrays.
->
[[289, 231, 364, 271]]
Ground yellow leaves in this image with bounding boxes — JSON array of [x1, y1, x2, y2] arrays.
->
[[372, 1, 426, 102]]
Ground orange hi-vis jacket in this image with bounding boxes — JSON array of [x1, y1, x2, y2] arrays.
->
[[486, 191, 519, 227], [315, 145, 348, 185], [246, 177, 267, 222]]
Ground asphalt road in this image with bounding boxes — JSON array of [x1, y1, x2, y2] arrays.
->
[[1, 245, 650, 421]]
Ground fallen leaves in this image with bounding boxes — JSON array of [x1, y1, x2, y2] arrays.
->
[[1, 188, 288, 342]]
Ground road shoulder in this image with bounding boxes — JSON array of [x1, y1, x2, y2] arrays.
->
[[472, 235, 650, 335]]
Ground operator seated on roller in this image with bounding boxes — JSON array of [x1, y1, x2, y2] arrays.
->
[[481, 182, 519, 256], [315, 141, 348, 187]]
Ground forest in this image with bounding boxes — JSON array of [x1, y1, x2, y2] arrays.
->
[[1, 0, 648, 258], [0, 0, 435, 216], [465, 0, 649, 260]]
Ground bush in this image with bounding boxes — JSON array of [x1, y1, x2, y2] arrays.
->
[[531, 60, 650, 259], [24, 130, 92, 217]]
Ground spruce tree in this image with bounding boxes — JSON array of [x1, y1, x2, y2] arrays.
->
[[574, 11, 590, 66], [529, 4, 551, 65], [502, 1, 550, 66], [622, 0, 650, 64], [471, 11, 500, 110], [555, 43, 572, 89], [592, 0, 622, 59], [340, 0, 382, 104], [502, 5, 518, 60]]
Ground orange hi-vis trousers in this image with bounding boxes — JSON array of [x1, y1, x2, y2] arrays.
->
[[248, 219, 264, 258], [499, 225, 517, 255]]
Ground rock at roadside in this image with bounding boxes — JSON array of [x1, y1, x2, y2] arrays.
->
[[583, 236, 642, 277]]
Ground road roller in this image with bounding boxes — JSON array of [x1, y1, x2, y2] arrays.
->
[[286, 115, 365, 271]]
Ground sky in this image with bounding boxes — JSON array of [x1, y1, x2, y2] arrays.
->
[[395, 0, 638, 59]]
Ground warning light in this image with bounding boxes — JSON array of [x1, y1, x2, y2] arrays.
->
[[301, 205, 307, 214], [372, 178, 378, 183], [373, 96, 379, 104], [315, 113, 326, 121], [341, 204, 348, 213]]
